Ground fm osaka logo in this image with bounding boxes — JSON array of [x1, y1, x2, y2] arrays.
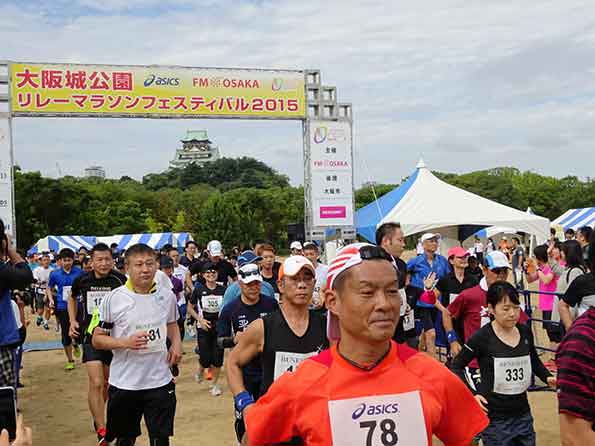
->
[[313, 126, 328, 144], [351, 402, 400, 420]]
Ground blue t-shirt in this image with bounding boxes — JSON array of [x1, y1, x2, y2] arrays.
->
[[48, 267, 83, 311], [217, 294, 279, 377], [406, 254, 450, 308], [220, 280, 276, 313]]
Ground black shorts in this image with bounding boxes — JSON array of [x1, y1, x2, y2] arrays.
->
[[55, 310, 72, 347], [82, 342, 113, 365], [106, 381, 176, 441], [418, 306, 438, 331], [34, 292, 46, 311], [393, 316, 417, 343], [197, 328, 224, 368]]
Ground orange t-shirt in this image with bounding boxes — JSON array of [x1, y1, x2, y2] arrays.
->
[[245, 341, 488, 446]]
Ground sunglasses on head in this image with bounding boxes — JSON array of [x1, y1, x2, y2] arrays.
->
[[239, 263, 260, 278], [359, 245, 394, 262]]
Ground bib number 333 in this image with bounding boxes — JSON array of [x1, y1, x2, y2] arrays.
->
[[328, 391, 427, 446]]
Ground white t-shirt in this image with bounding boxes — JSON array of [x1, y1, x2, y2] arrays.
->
[[154, 269, 173, 292], [313, 263, 329, 306], [11, 300, 23, 329], [99, 285, 179, 391], [33, 266, 53, 289]]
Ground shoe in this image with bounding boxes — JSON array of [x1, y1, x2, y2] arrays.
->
[[65, 361, 75, 371], [97, 427, 107, 446], [36, 315, 43, 326], [195, 372, 203, 384], [43, 322, 49, 331], [210, 385, 222, 396], [206, 368, 213, 381], [73, 345, 81, 359]]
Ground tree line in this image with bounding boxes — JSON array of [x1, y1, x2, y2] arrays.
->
[[13, 159, 595, 251]]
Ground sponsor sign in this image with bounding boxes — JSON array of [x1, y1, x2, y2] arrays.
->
[[0, 118, 14, 237], [309, 120, 354, 227], [10, 63, 305, 119]]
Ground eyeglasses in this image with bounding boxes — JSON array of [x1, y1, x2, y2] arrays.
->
[[491, 267, 509, 275], [359, 245, 394, 262]]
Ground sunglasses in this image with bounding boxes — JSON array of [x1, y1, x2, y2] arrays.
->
[[359, 245, 394, 262], [239, 263, 260, 279], [204, 269, 217, 274]]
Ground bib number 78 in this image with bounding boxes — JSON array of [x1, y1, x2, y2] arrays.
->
[[359, 419, 398, 446]]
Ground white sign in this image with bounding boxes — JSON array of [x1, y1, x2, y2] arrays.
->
[[309, 120, 354, 228], [0, 118, 14, 237]]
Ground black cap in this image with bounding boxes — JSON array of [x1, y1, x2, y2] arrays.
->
[[160, 256, 174, 269], [201, 261, 216, 272]]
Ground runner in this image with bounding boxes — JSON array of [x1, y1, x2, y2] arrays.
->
[[289, 241, 303, 256], [67, 243, 126, 446], [47, 248, 83, 370], [92, 243, 182, 446], [32, 253, 53, 330], [217, 258, 279, 442], [511, 237, 525, 289], [302, 242, 328, 311], [179, 240, 199, 268], [187, 261, 226, 395], [241, 243, 488, 445], [159, 256, 186, 354], [187, 240, 237, 289], [221, 251, 276, 309], [257, 243, 281, 300], [450, 281, 554, 446], [376, 223, 417, 347], [407, 232, 450, 357]]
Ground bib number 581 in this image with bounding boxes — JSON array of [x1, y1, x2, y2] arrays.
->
[[359, 419, 398, 446]]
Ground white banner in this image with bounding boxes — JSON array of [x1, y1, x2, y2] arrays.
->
[[0, 118, 14, 237], [309, 120, 354, 227]]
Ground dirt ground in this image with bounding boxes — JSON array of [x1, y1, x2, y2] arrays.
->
[[18, 319, 561, 446]]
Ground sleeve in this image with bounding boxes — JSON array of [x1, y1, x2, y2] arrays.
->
[[244, 369, 300, 445], [216, 306, 232, 338], [406, 257, 416, 272], [227, 262, 237, 279], [167, 292, 180, 323], [449, 333, 481, 393], [98, 291, 114, 325], [434, 363, 489, 446], [526, 326, 551, 383], [0, 262, 34, 290], [447, 290, 465, 320], [562, 276, 585, 307]]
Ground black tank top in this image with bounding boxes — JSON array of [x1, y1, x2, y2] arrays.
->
[[261, 309, 328, 394]]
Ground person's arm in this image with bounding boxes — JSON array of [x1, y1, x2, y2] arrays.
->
[[0, 244, 33, 290], [558, 300, 574, 331], [166, 321, 182, 366], [46, 274, 55, 309], [92, 326, 148, 350], [537, 269, 555, 285], [449, 343, 477, 392], [67, 289, 79, 338], [559, 413, 595, 446], [443, 296, 464, 355], [216, 307, 235, 348], [225, 318, 265, 396], [185, 269, 195, 292]]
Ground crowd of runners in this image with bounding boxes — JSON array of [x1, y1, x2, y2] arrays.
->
[[1, 216, 594, 446]]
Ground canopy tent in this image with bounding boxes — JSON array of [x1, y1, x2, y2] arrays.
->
[[27, 235, 96, 255], [355, 160, 550, 244], [473, 209, 536, 239], [28, 232, 193, 255], [552, 207, 595, 231]]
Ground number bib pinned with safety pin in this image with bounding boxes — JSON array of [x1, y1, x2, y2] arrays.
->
[[493, 355, 531, 395], [134, 321, 167, 354], [328, 391, 428, 446]]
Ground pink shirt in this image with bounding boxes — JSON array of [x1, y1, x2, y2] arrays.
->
[[538, 265, 558, 311]]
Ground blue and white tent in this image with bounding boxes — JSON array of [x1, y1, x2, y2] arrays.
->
[[27, 235, 96, 255], [356, 160, 550, 244], [552, 208, 595, 231], [96, 232, 193, 251]]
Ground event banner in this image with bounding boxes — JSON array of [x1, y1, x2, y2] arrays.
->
[[309, 120, 354, 227], [0, 118, 14, 237], [9, 63, 306, 119]]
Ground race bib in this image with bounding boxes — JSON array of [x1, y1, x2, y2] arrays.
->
[[493, 356, 531, 395], [134, 322, 167, 354], [201, 294, 223, 313], [403, 307, 415, 331], [86, 291, 107, 314], [399, 289, 407, 316], [328, 391, 427, 446], [273, 351, 317, 381], [62, 286, 72, 302], [449, 293, 459, 304]]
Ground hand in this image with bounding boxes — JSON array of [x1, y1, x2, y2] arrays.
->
[[167, 343, 183, 366], [199, 318, 211, 330], [49, 300, 55, 309], [0, 414, 33, 446], [450, 341, 462, 357], [69, 320, 80, 338], [423, 272, 436, 290], [547, 376, 557, 388], [474, 394, 488, 413], [126, 331, 149, 350]]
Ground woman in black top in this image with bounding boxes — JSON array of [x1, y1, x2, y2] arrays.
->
[[450, 281, 555, 446]]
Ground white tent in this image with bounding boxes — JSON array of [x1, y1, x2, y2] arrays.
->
[[356, 160, 550, 244]]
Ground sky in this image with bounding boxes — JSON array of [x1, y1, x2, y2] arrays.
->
[[2, 0, 595, 186]]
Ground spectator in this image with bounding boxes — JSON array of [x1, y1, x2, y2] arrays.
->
[[465, 255, 484, 282], [486, 237, 495, 254], [473, 236, 484, 264], [555, 241, 587, 331], [0, 218, 34, 389], [564, 228, 575, 241], [576, 226, 592, 266], [560, 236, 595, 328], [511, 237, 525, 289]]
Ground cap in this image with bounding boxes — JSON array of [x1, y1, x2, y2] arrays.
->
[[278, 256, 316, 280], [159, 256, 174, 269], [290, 241, 303, 251], [238, 263, 262, 284], [447, 246, 469, 259], [484, 251, 510, 270], [207, 240, 223, 256], [421, 233, 441, 243], [201, 261, 216, 273], [302, 241, 319, 251], [502, 236, 508, 240], [237, 250, 262, 268], [325, 243, 397, 342]]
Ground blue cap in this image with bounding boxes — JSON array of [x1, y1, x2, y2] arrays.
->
[[237, 250, 262, 268]]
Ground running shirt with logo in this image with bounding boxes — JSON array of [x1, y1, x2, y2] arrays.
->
[[70, 269, 127, 335], [189, 259, 237, 286], [33, 266, 53, 294], [48, 267, 83, 311], [261, 309, 329, 394], [450, 323, 551, 419], [217, 295, 279, 377], [245, 341, 488, 446], [98, 284, 179, 390], [190, 283, 226, 324]]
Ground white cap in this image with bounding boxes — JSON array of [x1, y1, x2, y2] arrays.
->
[[207, 240, 223, 256], [421, 233, 441, 243], [290, 241, 303, 250], [238, 263, 263, 284], [484, 251, 510, 270], [279, 256, 316, 279]]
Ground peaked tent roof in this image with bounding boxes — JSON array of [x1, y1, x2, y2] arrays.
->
[[552, 207, 595, 231], [356, 160, 550, 243]]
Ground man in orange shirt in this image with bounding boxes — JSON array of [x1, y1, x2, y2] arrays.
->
[[241, 243, 488, 446]]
